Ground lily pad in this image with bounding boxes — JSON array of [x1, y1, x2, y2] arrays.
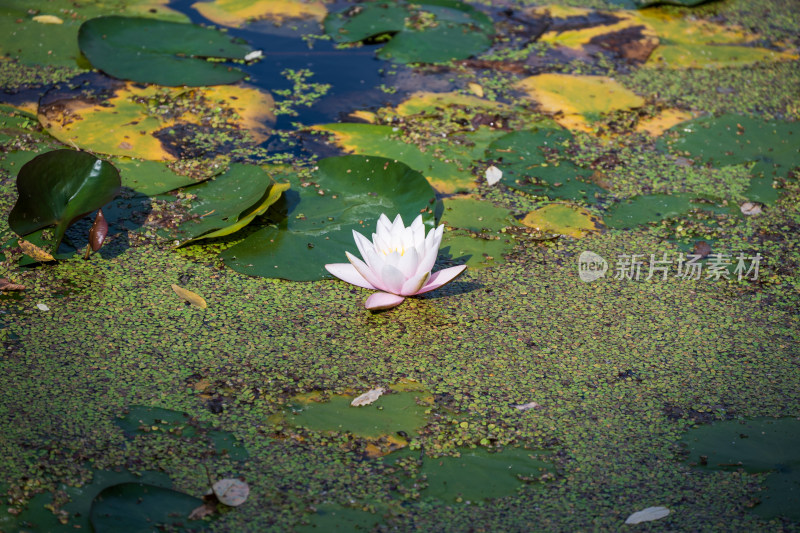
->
[[78, 16, 254, 86], [682, 417, 800, 521], [485, 127, 601, 203], [38, 78, 274, 161], [441, 197, 516, 233], [658, 115, 800, 204], [314, 123, 505, 193], [287, 391, 431, 438], [193, 0, 327, 27], [324, 0, 494, 64], [297, 504, 385, 533], [90, 483, 206, 532], [603, 193, 705, 229], [8, 149, 120, 251], [0, 0, 188, 67], [515, 74, 645, 133], [521, 204, 604, 238], [221, 155, 437, 280], [177, 164, 290, 244], [388, 447, 554, 502], [440, 231, 513, 269]]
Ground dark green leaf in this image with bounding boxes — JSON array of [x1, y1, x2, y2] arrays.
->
[[78, 16, 253, 86], [324, 0, 493, 64], [90, 483, 207, 532], [221, 155, 436, 281], [8, 149, 120, 251]]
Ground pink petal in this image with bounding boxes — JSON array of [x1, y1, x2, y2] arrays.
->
[[365, 292, 405, 311], [345, 252, 387, 292], [417, 265, 467, 294], [324, 263, 376, 290], [401, 271, 430, 296]]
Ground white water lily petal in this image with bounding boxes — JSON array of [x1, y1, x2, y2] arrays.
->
[[417, 264, 467, 294], [346, 252, 387, 292], [396, 247, 419, 278], [401, 271, 430, 296], [328, 214, 467, 310], [353, 230, 382, 272], [485, 165, 503, 185], [624, 507, 670, 525], [365, 292, 405, 310], [380, 264, 406, 294], [351, 387, 385, 406], [324, 262, 376, 290]]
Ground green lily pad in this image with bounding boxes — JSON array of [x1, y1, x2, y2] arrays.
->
[[486, 128, 600, 203], [8, 149, 120, 251], [441, 197, 516, 233], [324, 0, 493, 64], [682, 417, 800, 521], [0, 469, 175, 532], [90, 483, 207, 532], [177, 164, 290, 245], [440, 231, 514, 269], [117, 406, 249, 460], [0, 0, 188, 67], [221, 155, 437, 281], [296, 503, 385, 533], [287, 391, 430, 438], [112, 158, 205, 196], [388, 447, 554, 502], [603, 194, 705, 229], [658, 115, 800, 204], [315, 123, 505, 193], [78, 16, 254, 86]]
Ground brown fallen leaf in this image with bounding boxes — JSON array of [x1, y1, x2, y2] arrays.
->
[[188, 500, 217, 520], [171, 284, 208, 309], [0, 278, 26, 291], [18, 239, 55, 262], [89, 209, 109, 252], [740, 201, 763, 216]]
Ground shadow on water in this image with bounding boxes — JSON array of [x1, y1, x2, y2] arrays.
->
[[171, 0, 391, 129]]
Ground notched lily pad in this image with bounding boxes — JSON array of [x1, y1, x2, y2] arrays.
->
[[658, 115, 799, 204], [682, 417, 800, 521], [324, 0, 494, 64], [221, 155, 437, 281], [485, 127, 601, 203], [176, 164, 290, 245], [8, 149, 120, 252], [90, 483, 207, 532], [522, 204, 604, 238], [79, 16, 254, 86]]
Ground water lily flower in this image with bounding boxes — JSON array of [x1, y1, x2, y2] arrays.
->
[[325, 214, 467, 311]]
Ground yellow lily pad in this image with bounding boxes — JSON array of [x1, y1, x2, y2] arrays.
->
[[534, 5, 796, 69], [38, 81, 274, 161], [639, 9, 797, 67], [521, 204, 604, 238], [192, 0, 327, 27], [515, 74, 645, 133], [635, 109, 694, 137], [393, 91, 508, 117]]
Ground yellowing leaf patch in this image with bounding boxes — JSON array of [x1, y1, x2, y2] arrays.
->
[[521, 204, 604, 238], [38, 82, 275, 161], [192, 0, 327, 27], [515, 74, 644, 133]]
